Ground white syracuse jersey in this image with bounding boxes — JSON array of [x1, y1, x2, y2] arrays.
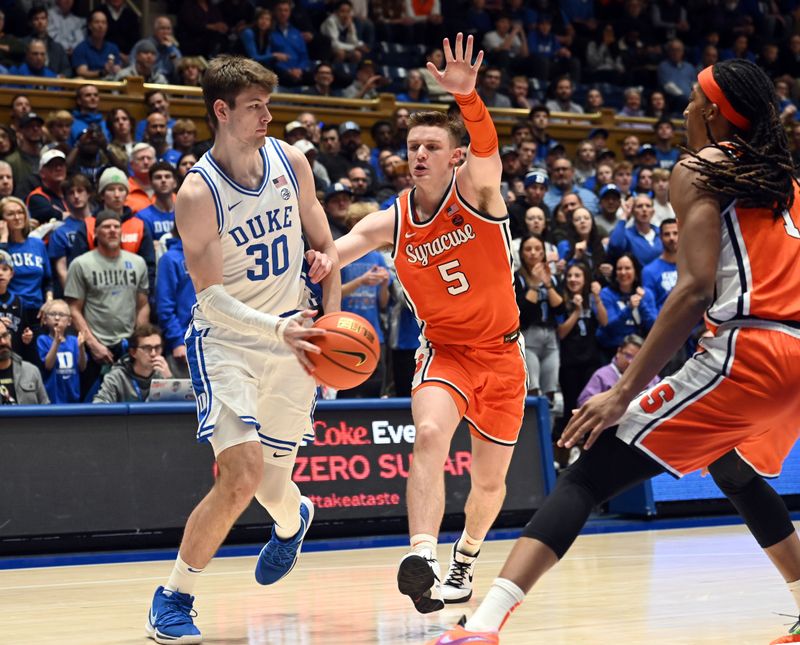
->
[[188, 137, 305, 320]]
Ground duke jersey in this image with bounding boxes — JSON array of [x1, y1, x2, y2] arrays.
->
[[392, 170, 520, 347], [706, 183, 800, 330], [187, 138, 305, 320]]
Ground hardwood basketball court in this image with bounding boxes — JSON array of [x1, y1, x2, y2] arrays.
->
[[1, 523, 794, 644]]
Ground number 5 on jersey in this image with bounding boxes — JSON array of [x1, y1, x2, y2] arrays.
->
[[438, 259, 470, 295], [783, 210, 800, 239]]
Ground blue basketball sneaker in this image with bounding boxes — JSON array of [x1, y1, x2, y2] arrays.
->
[[255, 496, 314, 585], [145, 586, 202, 644]]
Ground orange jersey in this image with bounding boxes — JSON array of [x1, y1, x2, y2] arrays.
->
[[707, 184, 800, 329], [391, 170, 519, 347]]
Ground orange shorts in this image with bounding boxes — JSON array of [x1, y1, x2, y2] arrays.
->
[[617, 325, 800, 477], [411, 335, 528, 445]]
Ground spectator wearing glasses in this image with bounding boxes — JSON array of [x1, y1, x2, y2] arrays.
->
[[92, 323, 171, 403], [347, 166, 375, 203], [37, 298, 85, 403], [303, 62, 341, 98], [0, 317, 48, 405], [577, 333, 657, 406], [544, 158, 599, 216]]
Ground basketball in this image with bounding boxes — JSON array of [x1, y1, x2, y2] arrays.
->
[[308, 312, 381, 390]]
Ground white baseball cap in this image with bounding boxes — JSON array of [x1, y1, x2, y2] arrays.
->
[[39, 149, 66, 171], [293, 139, 316, 155]]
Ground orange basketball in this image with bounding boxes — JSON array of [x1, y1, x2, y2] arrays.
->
[[308, 312, 381, 390]]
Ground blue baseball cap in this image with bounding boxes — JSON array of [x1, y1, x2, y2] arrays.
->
[[638, 143, 656, 156], [524, 170, 549, 188], [599, 183, 622, 199], [324, 182, 352, 202]]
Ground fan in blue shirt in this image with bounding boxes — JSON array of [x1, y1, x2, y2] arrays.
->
[[642, 218, 679, 312], [340, 250, 391, 398], [607, 193, 663, 267], [10, 39, 58, 90], [597, 253, 657, 354], [136, 161, 177, 243], [3, 234, 52, 311], [37, 299, 86, 403], [156, 237, 195, 370], [71, 10, 122, 79]]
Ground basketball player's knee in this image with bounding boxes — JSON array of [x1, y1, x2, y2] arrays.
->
[[471, 479, 506, 502], [707, 451, 794, 548], [470, 469, 506, 498], [557, 461, 603, 505], [707, 451, 757, 495], [216, 448, 263, 506], [412, 421, 451, 460]]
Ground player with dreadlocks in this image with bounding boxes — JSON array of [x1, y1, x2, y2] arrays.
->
[[427, 59, 800, 645]]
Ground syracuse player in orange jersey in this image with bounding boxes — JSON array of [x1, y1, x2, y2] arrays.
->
[[335, 33, 527, 613], [428, 58, 800, 645]]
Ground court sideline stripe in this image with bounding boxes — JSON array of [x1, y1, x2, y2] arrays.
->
[[3, 513, 798, 571]]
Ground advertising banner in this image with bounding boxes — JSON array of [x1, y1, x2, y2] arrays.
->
[[271, 406, 547, 523]]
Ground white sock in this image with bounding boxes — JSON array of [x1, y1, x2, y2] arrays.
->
[[458, 529, 483, 556], [465, 577, 525, 632], [789, 578, 800, 613], [165, 553, 204, 596], [410, 533, 438, 556], [254, 470, 301, 540]]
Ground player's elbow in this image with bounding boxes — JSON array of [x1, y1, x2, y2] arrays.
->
[[678, 280, 714, 311]]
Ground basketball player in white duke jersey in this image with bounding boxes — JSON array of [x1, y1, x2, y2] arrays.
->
[[145, 56, 341, 645]]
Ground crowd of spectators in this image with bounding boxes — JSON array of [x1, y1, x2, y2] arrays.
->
[[1, 0, 799, 461]]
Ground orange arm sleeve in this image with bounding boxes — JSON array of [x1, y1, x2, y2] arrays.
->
[[455, 89, 499, 158]]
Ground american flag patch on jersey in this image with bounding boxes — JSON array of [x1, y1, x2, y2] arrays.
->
[[273, 175, 288, 188], [447, 204, 460, 216]]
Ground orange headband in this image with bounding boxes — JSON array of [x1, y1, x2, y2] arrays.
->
[[697, 66, 751, 131]]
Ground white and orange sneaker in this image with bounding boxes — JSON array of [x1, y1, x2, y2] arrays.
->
[[424, 625, 499, 644]]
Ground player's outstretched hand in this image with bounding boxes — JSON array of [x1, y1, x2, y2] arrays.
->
[[280, 309, 325, 374], [427, 33, 484, 97], [558, 386, 630, 450]]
